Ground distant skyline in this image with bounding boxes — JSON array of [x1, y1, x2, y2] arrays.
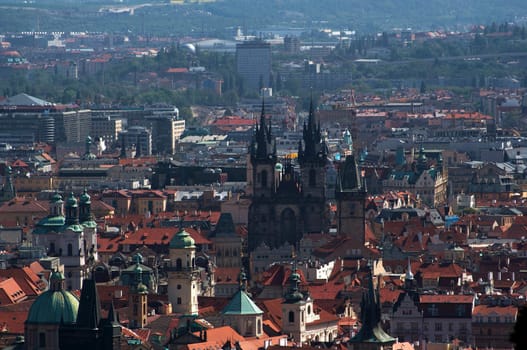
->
[[0, 0, 526, 36]]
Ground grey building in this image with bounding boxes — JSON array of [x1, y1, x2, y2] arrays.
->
[[236, 40, 271, 92], [119, 126, 152, 156]]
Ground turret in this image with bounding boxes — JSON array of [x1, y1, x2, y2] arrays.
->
[[65, 192, 79, 226]]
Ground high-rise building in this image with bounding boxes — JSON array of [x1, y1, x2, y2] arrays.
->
[[145, 114, 185, 155], [118, 126, 152, 157], [90, 115, 123, 146], [0, 93, 91, 146], [236, 40, 271, 92]]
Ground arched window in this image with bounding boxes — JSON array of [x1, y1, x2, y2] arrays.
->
[[309, 169, 316, 187], [192, 258, 195, 267], [307, 305, 311, 314], [261, 170, 268, 188], [49, 242, 55, 254], [176, 258, 182, 270], [67, 243, 73, 256], [280, 208, 296, 244], [288, 311, 295, 323], [257, 319, 262, 334]]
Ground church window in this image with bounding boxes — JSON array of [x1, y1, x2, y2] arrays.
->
[[176, 259, 182, 270], [177, 284, 181, 290], [309, 169, 316, 187], [177, 297, 182, 305], [288, 311, 295, 323], [257, 319, 262, 334], [49, 242, 55, 254], [307, 305, 311, 314], [192, 258, 195, 267], [67, 243, 73, 256], [39, 333, 46, 347], [261, 170, 268, 188]]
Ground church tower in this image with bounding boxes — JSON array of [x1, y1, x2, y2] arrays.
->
[[167, 227, 199, 315], [298, 98, 328, 199], [59, 278, 122, 350], [348, 271, 395, 350], [79, 189, 98, 262], [128, 264, 148, 329], [336, 154, 366, 257], [249, 101, 277, 198], [281, 266, 307, 344], [0, 165, 16, 203], [297, 98, 329, 234]]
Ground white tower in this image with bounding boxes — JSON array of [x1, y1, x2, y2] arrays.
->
[[281, 268, 307, 344], [167, 227, 199, 315]]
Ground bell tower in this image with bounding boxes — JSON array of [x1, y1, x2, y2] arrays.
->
[[336, 154, 366, 257], [298, 98, 328, 199], [167, 227, 199, 315], [128, 264, 148, 329], [249, 101, 277, 198], [281, 265, 307, 344]]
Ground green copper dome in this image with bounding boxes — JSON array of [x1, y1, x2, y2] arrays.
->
[[80, 189, 91, 204], [52, 192, 63, 203], [169, 228, 195, 249], [66, 192, 78, 207], [26, 290, 79, 324]]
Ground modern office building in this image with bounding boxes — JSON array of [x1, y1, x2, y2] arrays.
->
[[145, 114, 185, 155], [118, 126, 152, 156], [0, 93, 92, 145], [236, 40, 271, 92], [91, 115, 123, 146]]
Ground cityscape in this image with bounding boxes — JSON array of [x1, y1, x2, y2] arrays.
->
[[1, 1, 527, 350]]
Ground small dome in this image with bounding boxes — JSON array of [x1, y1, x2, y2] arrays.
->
[[80, 189, 91, 204], [26, 289, 79, 324], [169, 228, 195, 249], [50, 270, 65, 282], [52, 192, 63, 203], [66, 192, 78, 207], [136, 283, 148, 294]]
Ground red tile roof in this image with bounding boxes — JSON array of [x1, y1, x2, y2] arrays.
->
[[0, 266, 45, 297], [420, 294, 474, 304], [0, 278, 27, 304]]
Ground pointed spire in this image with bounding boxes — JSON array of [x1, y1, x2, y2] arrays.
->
[[76, 278, 102, 328], [251, 98, 276, 161], [107, 301, 117, 322], [350, 268, 395, 345], [338, 155, 363, 192]]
